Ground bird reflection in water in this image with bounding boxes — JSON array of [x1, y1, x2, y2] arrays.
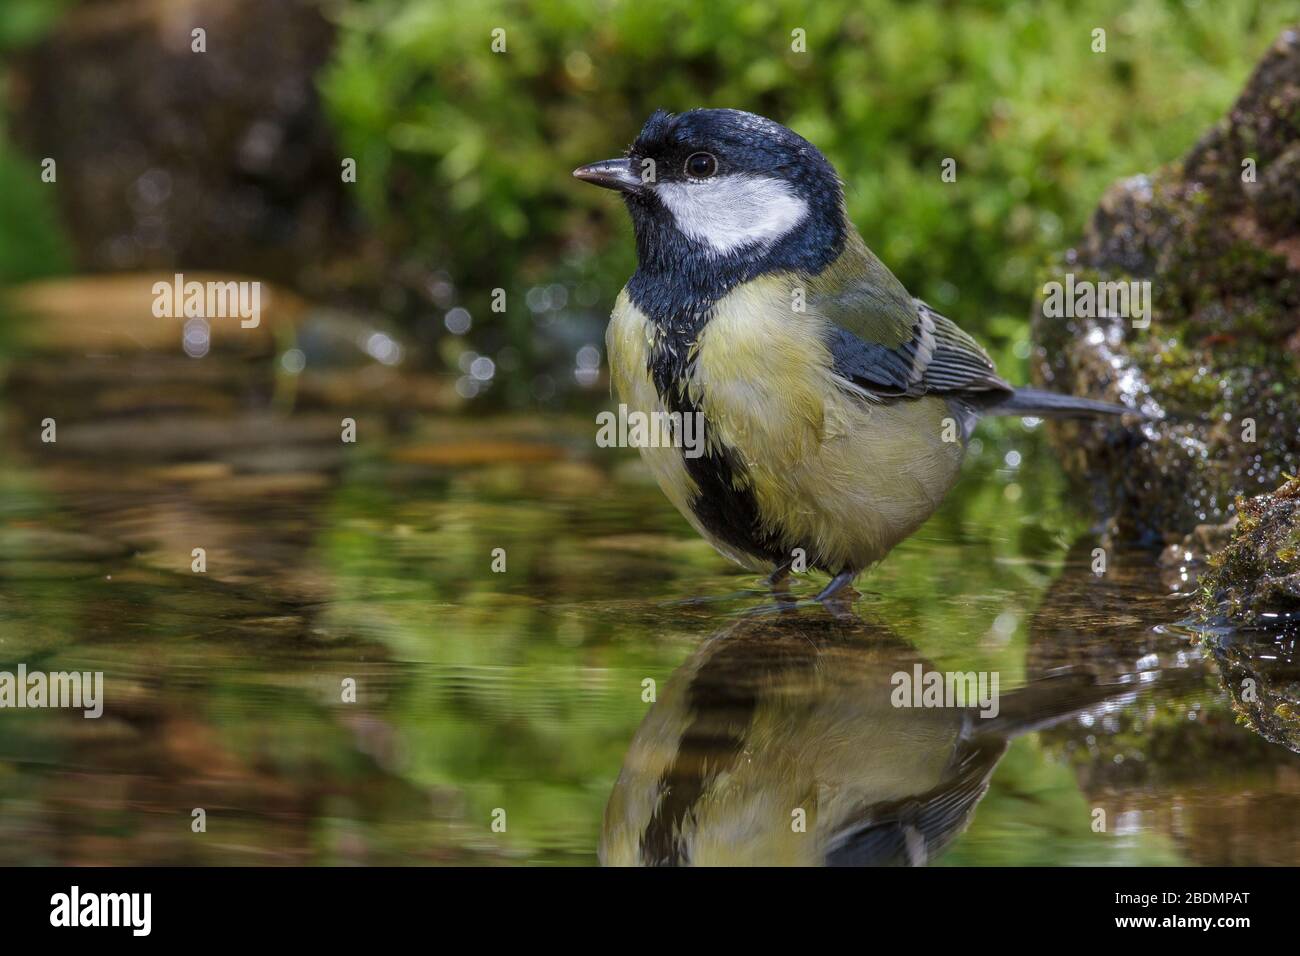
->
[[601, 611, 1133, 866]]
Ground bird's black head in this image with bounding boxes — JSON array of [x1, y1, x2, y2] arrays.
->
[[574, 109, 847, 312]]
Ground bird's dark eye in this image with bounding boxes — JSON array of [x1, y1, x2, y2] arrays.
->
[[684, 152, 717, 179]]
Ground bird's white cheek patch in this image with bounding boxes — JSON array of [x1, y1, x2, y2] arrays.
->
[[655, 176, 809, 255]]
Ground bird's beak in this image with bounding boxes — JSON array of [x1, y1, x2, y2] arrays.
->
[[572, 158, 642, 194]]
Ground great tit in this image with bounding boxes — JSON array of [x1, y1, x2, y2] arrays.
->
[[575, 109, 1133, 600], [599, 613, 1127, 866]]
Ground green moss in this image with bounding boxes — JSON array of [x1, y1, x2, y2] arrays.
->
[[1133, 340, 1220, 409], [1196, 476, 1300, 625]]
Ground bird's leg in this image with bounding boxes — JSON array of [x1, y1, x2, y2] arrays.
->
[[765, 560, 799, 609], [815, 568, 858, 603], [765, 559, 793, 589], [740, 567, 858, 618]]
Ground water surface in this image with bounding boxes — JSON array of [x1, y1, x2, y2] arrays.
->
[[1, 351, 1296, 866]]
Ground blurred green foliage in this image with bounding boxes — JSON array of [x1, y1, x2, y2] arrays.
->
[[0, 0, 73, 287], [0, 142, 73, 287], [321, 0, 1296, 375], [0, 0, 70, 50]]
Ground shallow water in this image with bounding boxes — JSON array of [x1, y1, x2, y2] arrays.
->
[[1, 357, 1298, 866]]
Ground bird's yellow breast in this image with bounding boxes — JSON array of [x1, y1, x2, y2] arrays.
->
[[606, 275, 964, 573], [606, 290, 721, 555], [689, 277, 830, 465]]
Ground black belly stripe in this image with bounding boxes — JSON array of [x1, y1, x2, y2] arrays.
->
[[639, 626, 823, 865], [638, 712, 749, 866], [648, 341, 789, 567]]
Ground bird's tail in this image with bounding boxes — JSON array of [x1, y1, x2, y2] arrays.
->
[[980, 671, 1132, 740], [985, 386, 1136, 419]]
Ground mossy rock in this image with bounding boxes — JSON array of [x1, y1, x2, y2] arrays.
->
[[1208, 631, 1300, 755], [1032, 27, 1300, 541], [1194, 471, 1300, 752], [1196, 475, 1300, 626]]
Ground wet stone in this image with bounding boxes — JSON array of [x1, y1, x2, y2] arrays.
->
[[1196, 476, 1300, 629], [1032, 28, 1300, 542]]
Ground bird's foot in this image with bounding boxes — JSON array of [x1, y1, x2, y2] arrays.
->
[[814, 568, 858, 603], [734, 582, 861, 620]]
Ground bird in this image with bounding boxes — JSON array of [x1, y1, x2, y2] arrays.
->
[[599, 613, 1125, 866], [574, 108, 1134, 602]]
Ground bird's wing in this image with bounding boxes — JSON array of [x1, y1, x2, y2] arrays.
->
[[810, 237, 1012, 402], [823, 737, 1007, 867]]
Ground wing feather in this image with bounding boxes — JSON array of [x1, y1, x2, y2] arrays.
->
[[809, 236, 1011, 403]]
